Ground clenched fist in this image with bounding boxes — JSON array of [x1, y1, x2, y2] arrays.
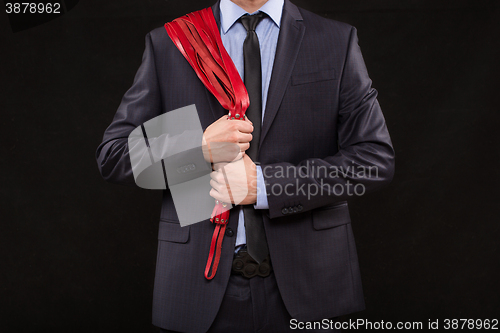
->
[[202, 115, 254, 164], [209, 154, 258, 205]]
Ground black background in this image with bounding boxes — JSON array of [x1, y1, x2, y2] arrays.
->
[[1, 0, 499, 332]]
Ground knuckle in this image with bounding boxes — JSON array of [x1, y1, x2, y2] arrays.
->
[[229, 133, 239, 143]]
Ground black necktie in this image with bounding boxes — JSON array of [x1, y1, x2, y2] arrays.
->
[[240, 13, 269, 264]]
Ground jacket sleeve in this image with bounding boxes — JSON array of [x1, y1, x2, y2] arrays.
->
[[262, 27, 395, 219], [96, 32, 162, 186]]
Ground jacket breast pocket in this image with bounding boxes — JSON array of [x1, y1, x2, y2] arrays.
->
[[312, 202, 350, 230], [158, 219, 190, 243], [291, 69, 336, 86]]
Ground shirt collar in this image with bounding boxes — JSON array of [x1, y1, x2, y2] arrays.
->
[[219, 0, 284, 35]]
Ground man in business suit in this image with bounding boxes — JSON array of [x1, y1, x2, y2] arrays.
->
[[96, 0, 395, 331]]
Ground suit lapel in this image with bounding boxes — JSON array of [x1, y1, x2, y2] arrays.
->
[[260, 0, 305, 147]]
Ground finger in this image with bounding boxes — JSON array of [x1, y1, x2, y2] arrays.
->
[[210, 179, 221, 191], [238, 142, 250, 151], [210, 171, 219, 182], [226, 153, 243, 164], [233, 120, 254, 133], [213, 170, 228, 184], [210, 171, 221, 182], [234, 151, 244, 162], [210, 188, 229, 203], [237, 132, 253, 143], [210, 188, 221, 201]]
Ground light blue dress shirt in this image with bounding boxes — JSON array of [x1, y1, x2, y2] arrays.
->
[[219, 0, 283, 248]]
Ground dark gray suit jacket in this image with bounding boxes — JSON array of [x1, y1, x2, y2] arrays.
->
[[96, 1, 395, 331]]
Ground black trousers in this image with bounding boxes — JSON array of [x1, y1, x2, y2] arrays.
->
[[160, 270, 340, 333]]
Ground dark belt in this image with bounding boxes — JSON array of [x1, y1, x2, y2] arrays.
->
[[232, 246, 272, 278]]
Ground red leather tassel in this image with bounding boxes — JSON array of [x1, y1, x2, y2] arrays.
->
[[205, 202, 229, 279]]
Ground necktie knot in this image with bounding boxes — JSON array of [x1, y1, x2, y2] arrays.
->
[[240, 12, 265, 32]]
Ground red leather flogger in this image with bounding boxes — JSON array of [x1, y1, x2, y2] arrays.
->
[[165, 8, 250, 280]]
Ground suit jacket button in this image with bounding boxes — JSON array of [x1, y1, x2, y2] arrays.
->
[[297, 205, 303, 211], [282, 208, 289, 215], [225, 228, 234, 237]]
